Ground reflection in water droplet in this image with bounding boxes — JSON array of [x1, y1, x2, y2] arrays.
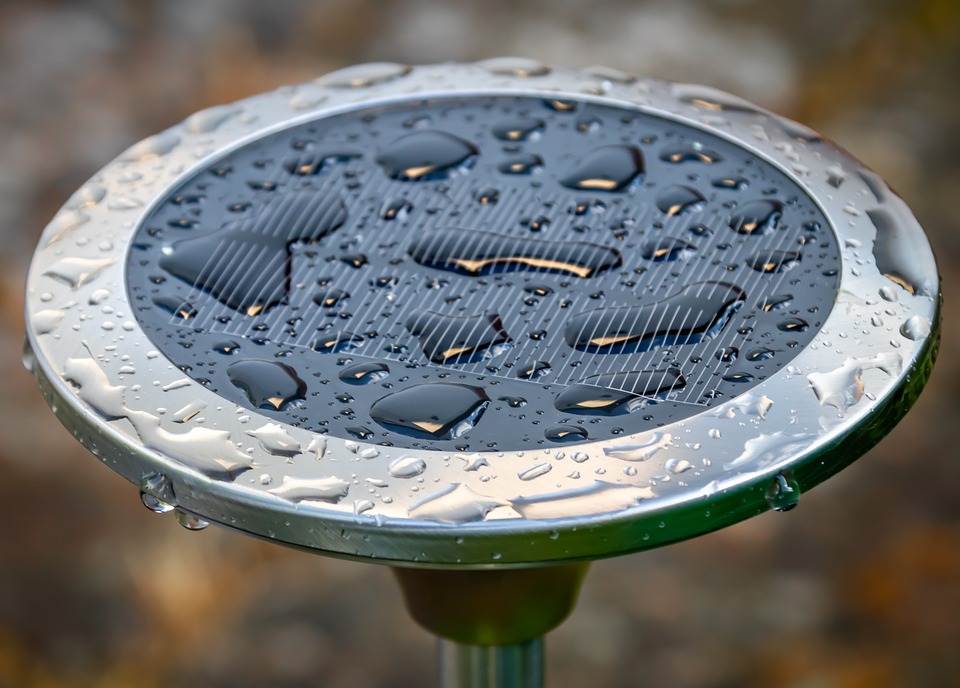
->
[[807, 352, 901, 414], [389, 456, 427, 478], [33, 309, 65, 335], [656, 185, 705, 216], [44, 257, 114, 289], [746, 250, 800, 273], [518, 463, 553, 481], [312, 331, 364, 353], [377, 131, 477, 181], [408, 483, 508, 523], [227, 359, 306, 411], [382, 198, 413, 221], [641, 236, 697, 262], [759, 293, 793, 312], [660, 146, 721, 164], [338, 361, 389, 385], [184, 105, 238, 133], [603, 432, 672, 462], [545, 426, 588, 442], [176, 509, 210, 531], [153, 295, 198, 320], [565, 281, 744, 353], [725, 432, 815, 470], [560, 145, 644, 192], [729, 200, 782, 235], [777, 317, 808, 333], [406, 311, 512, 364], [765, 473, 800, 511], [316, 62, 411, 88], [160, 192, 346, 313], [498, 154, 543, 175], [510, 481, 654, 519], [492, 118, 545, 141], [517, 360, 551, 380], [370, 383, 489, 439], [555, 369, 686, 415], [477, 57, 550, 78], [247, 422, 301, 457], [313, 288, 350, 308], [408, 230, 621, 279], [269, 476, 350, 503], [899, 315, 931, 341]]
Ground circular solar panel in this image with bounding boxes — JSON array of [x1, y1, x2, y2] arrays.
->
[[24, 61, 939, 566], [127, 95, 841, 452]]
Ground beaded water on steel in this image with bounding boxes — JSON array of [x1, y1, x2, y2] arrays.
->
[[127, 95, 841, 452]]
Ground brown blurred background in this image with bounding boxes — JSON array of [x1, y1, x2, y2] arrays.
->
[[2, 1, 959, 686]]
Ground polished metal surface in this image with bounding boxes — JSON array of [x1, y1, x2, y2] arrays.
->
[[24, 59, 940, 568], [439, 638, 543, 688]]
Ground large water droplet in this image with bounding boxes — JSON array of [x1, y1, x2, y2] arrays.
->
[[406, 311, 512, 364], [377, 131, 477, 181], [560, 145, 644, 192], [564, 281, 744, 353], [338, 361, 389, 385], [370, 384, 489, 439], [408, 230, 621, 279], [765, 473, 800, 511], [227, 360, 306, 411], [655, 185, 705, 216], [729, 200, 782, 235]]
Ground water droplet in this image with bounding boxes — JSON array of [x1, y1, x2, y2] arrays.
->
[[660, 146, 721, 164], [560, 145, 643, 192], [269, 476, 350, 503], [382, 198, 413, 221], [555, 369, 685, 415], [498, 154, 543, 175], [477, 57, 550, 78], [518, 463, 553, 481], [313, 288, 350, 308], [807, 352, 901, 413], [316, 62, 411, 88], [32, 309, 65, 335], [729, 200, 782, 235], [406, 311, 511, 364], [603, 432, 672, 462], [408, 483, 508, 523], [517, 360, 551, 380], [641, 236, 697, 262], [339, 361, 389, 385], [247, 422, 301, 456], [545, 426, 588, 443], [492, 118, 545, 141], [184, 105, 238, 133], [389, 456, 427, 478], [655, 185, 704, 216], [377, 131, 477, 181], [765, 473, 800, 511], [227, 359, 307, 411], [899, 315, 931, 341], [510, 481, 653, 519], [746, 250, 800, 273], [44, 257, 114, 289], [160, 192, 346, 312], [565, 281, 744, 353], [408, 230, 621, 279], [175, 509, 210, 531], [370, 384, 489, 439]]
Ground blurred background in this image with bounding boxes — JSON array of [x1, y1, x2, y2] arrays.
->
[[2, 1, 958, 686]]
